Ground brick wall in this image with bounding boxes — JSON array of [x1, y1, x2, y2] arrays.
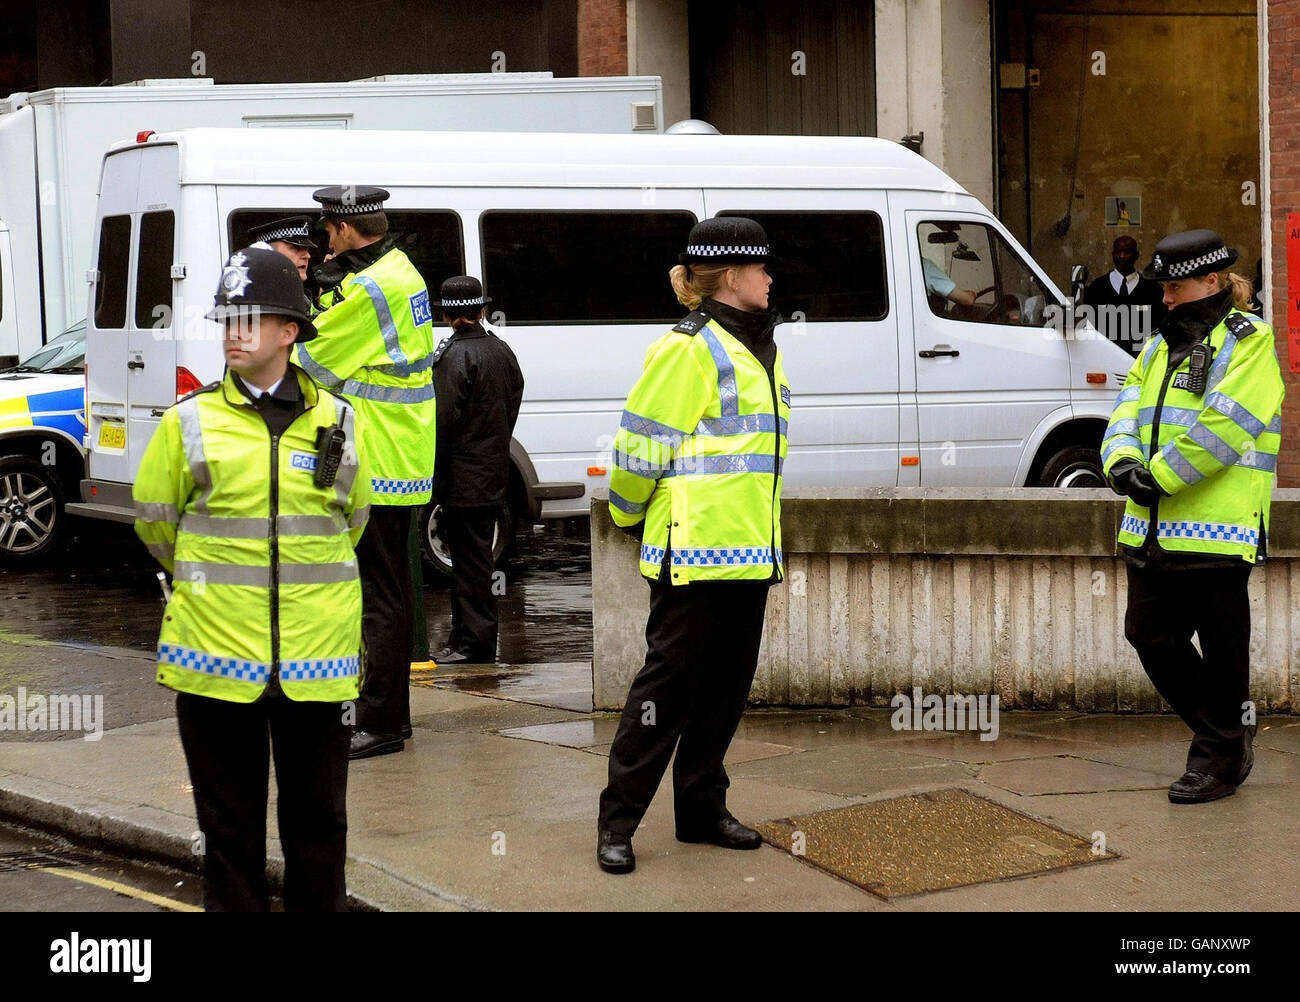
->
[[578, 0, 627, 75], [1269, 0, 1300, 486]]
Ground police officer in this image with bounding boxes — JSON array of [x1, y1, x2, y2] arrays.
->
[[296, 186, 436, 760], [247, 215, 317, 281], [430, 276, 524, 664], [1101, 229, 1285, 804], [134, 246, 370, 910], [597, 218, 791, 874]]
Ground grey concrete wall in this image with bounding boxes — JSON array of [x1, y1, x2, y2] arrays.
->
[[591, 488, 1300, 712]]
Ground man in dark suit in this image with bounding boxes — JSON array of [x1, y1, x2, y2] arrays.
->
[[1085, 235, 1166, 356]]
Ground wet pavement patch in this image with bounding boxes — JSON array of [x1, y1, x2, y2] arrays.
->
[[757, 788, 1116, 899]]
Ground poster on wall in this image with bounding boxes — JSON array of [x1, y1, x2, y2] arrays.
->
[[1288, 212, 1300, 375], [1105, 196, 1141, 227]]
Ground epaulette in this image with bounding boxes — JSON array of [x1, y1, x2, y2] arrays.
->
[[672, 309, 710, 336], [431, 335, 454, 365], [177, 381, 220, 404], [1224, 313, 1258, 338]]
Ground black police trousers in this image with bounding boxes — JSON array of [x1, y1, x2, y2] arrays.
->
[[175, 692, 350, 912], [599, 576, 770, 837], [355, 504, 414, 736], [1124, 560, 1254, 782], [443, 504, 501, 660]]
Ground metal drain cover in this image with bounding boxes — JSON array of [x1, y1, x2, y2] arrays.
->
[[0, 849, 104, 873], [757, 788, 1116, 899]]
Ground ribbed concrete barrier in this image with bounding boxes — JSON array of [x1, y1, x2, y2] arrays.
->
[[590, 488, 1300, 712]]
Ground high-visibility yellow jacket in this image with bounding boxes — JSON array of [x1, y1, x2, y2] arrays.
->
[[1101, 309, 1285, 563], [608, 310, 790, 584], [133, 366, 371, 703], [295, 244, 435, 505]]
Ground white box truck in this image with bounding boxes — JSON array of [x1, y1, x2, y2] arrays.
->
[[0, 73, 664, 366]]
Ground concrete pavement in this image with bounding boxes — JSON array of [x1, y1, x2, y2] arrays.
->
[[1, 656, 1297, 910]]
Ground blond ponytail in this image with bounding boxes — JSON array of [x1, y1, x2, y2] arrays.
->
[[1215, 271, 1255, 312], [669, 263, 731, 310]]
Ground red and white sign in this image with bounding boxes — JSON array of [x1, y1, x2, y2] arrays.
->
[[1289, 212, 1300, 374]]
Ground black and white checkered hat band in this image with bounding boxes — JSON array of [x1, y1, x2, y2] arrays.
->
[[687, 244, 768, 257], [442, 297, 485, 307], [259, 225, 310, 242], [1163, 247, 1231, 277], [322, 200, 385, 215]]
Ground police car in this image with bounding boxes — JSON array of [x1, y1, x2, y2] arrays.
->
[[0, 322, 86, 563]]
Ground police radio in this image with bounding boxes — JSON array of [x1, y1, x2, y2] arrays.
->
[[1185, 341, 1214, 396], [314, 424, 346, 488]]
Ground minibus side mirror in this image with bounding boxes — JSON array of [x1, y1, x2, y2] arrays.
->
[[1070, 264, 1089, 308]]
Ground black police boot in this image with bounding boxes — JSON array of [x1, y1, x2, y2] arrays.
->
[[676, 812, 763, 849], [1236, 726, 1256, 786], [401, 723, 413, 741], [349, 730, 404, 760], [597, 830, 635, 874], [1168, 771, 1236, 804]]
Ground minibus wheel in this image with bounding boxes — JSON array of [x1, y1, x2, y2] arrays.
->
[[0, 456, 64, 564], [1036, 446, 1107, 488], [417, 501, 514, 581]]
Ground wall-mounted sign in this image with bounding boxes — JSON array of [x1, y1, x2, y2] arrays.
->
[[1288, 212, 1300, 374], [1105, 196, 1141, 227]]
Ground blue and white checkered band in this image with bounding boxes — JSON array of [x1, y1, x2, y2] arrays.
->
[[259, 224, 310, 242], [323, 199, 385, 215], [1167, 246, 1231, 278], [442, 297, 485, 307], [687, 244, 769, 257]]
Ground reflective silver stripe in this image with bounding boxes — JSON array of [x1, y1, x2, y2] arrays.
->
[[699, 323, 739, 417], [173, 560, 269, 587], [332, 398, 359, 508], [695, 413, 788, 437], [279, 560, 359, 584], [1238, 449, 1278, 473], [609, 489, 647, 515], [1187, 422, 1241, 468], [1207, 391, 1266, 438], [135, 500, 179, 524], [350, 275, 408, 366], [297, 345, 343, 389], [1102, 437, 1141, 465], [1115, 386, 1141, 405], [367, 352, 435, 377], [348, 505, 370, 529], [1266, 414, 1283, 435], [1139, 406, 1199, 429], [1105, 418, 1139, 436], [339, 378, 436, 404], [1205, 332, 1237, 394], [180, 513, 268, 539], [145, 541, 174, 562], [176, 396, 213, 514], [278, 514, 347, 536]]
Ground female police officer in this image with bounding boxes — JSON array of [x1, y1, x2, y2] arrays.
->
[[1101, 229, 1284, 804], [597, 217, 791, 873]]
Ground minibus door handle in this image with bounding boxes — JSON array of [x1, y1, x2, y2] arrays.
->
[[127, 359, 145, 370], [919, 347, 960, 359]]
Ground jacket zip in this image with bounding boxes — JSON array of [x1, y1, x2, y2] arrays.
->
[[268, 429, 282, 693], [1142, 360, 1177, 552]]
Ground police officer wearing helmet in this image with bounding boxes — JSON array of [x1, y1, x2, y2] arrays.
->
[[430, 276, 524, 665], [597, 217, 791, 874], [295, 185, 436, 761], [1101, 229, 1285, 804], [247, 215, 318, 281], [134, 246, 370, 910]]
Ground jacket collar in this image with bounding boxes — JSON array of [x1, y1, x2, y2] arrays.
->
[[312, 235, 397, 289], [1159, 287, 1234, 350], [700, 297, 783, 352], [447, 321, 488, 341], [221, 362, 318, 409]]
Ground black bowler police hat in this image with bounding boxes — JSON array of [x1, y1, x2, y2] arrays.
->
[[311, 185, 390, 217], [206, 246, 318, 342], [1141, 229, 1239, 282], [434, 275, 492, 310], [679, 217, 772, 266], [247, 215, 318, 251]]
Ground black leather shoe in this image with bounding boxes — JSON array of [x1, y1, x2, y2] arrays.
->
[[676, 813, 763, 849], [1168, 770, 1236, 804], [401, 724, 413, 740], [349, 730, 404, 760], [1236, 726, 1256, 786], [597, 830, 635, 874]]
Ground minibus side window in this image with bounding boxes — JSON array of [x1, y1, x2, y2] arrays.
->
[[227, 209, 465, 310], [481, 210, 697, 324], [716, 210, 889, 322], [94, 215, 132, 330], [135, 211, 175, 331], [918, 221, 1055, 327]]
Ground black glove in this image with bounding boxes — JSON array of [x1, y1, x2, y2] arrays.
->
[[1118, 464, 1165, 508], [1107, 459, 1142, 497]]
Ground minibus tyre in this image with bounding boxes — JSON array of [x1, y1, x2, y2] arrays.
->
[[0, 455, 65, 564], [1037, 445, 1107, 489], [417, 501, 514, 581]]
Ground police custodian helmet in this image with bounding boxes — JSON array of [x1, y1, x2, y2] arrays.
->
[[679, 217, 772, 266], [1141, 229, 1239, 282], [206, 246, 318, 342]]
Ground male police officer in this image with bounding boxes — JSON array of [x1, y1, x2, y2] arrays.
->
[[295, 186, 435, 760], [1101, 229, 1284, 804], [134, 246, 370, 910], [247, 215, 317, 281], [430, 276, 524, 664]]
